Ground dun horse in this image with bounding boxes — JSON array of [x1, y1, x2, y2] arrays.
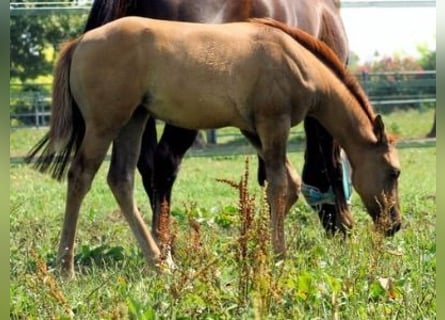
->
[[82, 0, 354, 241], [27, 17, 402, 278]]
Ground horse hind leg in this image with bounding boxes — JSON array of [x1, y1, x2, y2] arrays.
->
[[58, 126, 113, 279], [107, 107, 169, 271]]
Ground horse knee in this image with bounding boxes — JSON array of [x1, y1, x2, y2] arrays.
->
[[266, 178, 288, 211]]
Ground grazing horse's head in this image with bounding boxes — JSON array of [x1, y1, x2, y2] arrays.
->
[[351, 115, 401, 235]]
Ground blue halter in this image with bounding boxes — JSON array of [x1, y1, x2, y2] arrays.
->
[[302, 154, 352, 209], [341, 153, 353, 205], [301, 183, 336, 208]]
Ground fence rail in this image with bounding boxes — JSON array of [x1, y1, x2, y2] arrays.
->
[[9, 0, 437, 15], [355, 70, 436, 110], [10, 71, 436, 137]]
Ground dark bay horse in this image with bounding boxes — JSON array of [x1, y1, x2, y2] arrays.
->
[[82, 0, 354, 241], [26, 17, 402, 278]]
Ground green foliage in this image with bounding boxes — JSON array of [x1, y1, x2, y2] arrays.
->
[[416, 44, 436, 70], [358, 55, 424, 73], [349, 45, 436, 73], [10, 0, 86, 82], [353, 55, 436, 113], [345, 46, 437, 114], [10, 126, 436, 318]]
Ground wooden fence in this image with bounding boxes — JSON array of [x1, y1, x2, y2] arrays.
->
[[356, 70, 436, 109], [10, 71, 436, 143]]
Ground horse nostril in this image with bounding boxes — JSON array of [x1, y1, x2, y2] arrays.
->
[[393, 220, 402, 232]]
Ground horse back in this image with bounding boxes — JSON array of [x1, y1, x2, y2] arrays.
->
[[70, 17, 319, 130]]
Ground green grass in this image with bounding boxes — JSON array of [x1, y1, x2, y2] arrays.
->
[[10, 109, 436, 319]]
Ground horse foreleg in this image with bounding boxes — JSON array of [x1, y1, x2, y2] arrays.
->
[[256, 118, 290, 258], [151, 125, 198, 244], [241, 128, 301, 255], [58, 128, 112, 279], [264, 160, 288, 257], [107, 109, 167, 270], [285, 159, 301, 212], [258, 156, 301, 212]]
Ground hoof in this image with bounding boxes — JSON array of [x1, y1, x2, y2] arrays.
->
[[57, 255, 75, 280]]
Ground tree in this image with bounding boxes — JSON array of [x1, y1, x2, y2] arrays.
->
[[354, 50, 436, 116], [10, 1, 86, 82], [10, 1, 87, 126], [417, 44, 436, 70], [10, 14, 52, 81], [345, 51, 360, 71]]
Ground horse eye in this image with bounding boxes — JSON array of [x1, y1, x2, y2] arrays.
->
[[389, 168, 400, 179]]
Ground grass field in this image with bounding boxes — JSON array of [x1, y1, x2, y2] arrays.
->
[[10, 108, 436, 319]]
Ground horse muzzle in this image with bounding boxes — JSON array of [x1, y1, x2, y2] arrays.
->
[[378, 206, 402, 237], [384, 206, 402, 236]]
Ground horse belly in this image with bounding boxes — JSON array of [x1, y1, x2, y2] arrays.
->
[[145, 95, 251, 131]]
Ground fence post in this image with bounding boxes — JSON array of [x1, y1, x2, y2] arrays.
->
[[361, 71, 369, 94], [33, 92, 40, 128], [206, 129, 217, 144]]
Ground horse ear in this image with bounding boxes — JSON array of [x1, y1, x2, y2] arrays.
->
[[373, 114, 388, 144]]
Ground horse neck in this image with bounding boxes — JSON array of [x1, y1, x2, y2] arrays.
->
[[312, 81, 376, 166]]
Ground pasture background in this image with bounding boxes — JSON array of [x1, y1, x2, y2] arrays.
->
[[10, 108, 435, 319]]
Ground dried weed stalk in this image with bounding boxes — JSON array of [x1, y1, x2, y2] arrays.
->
[[218, 157, 277, 316]]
